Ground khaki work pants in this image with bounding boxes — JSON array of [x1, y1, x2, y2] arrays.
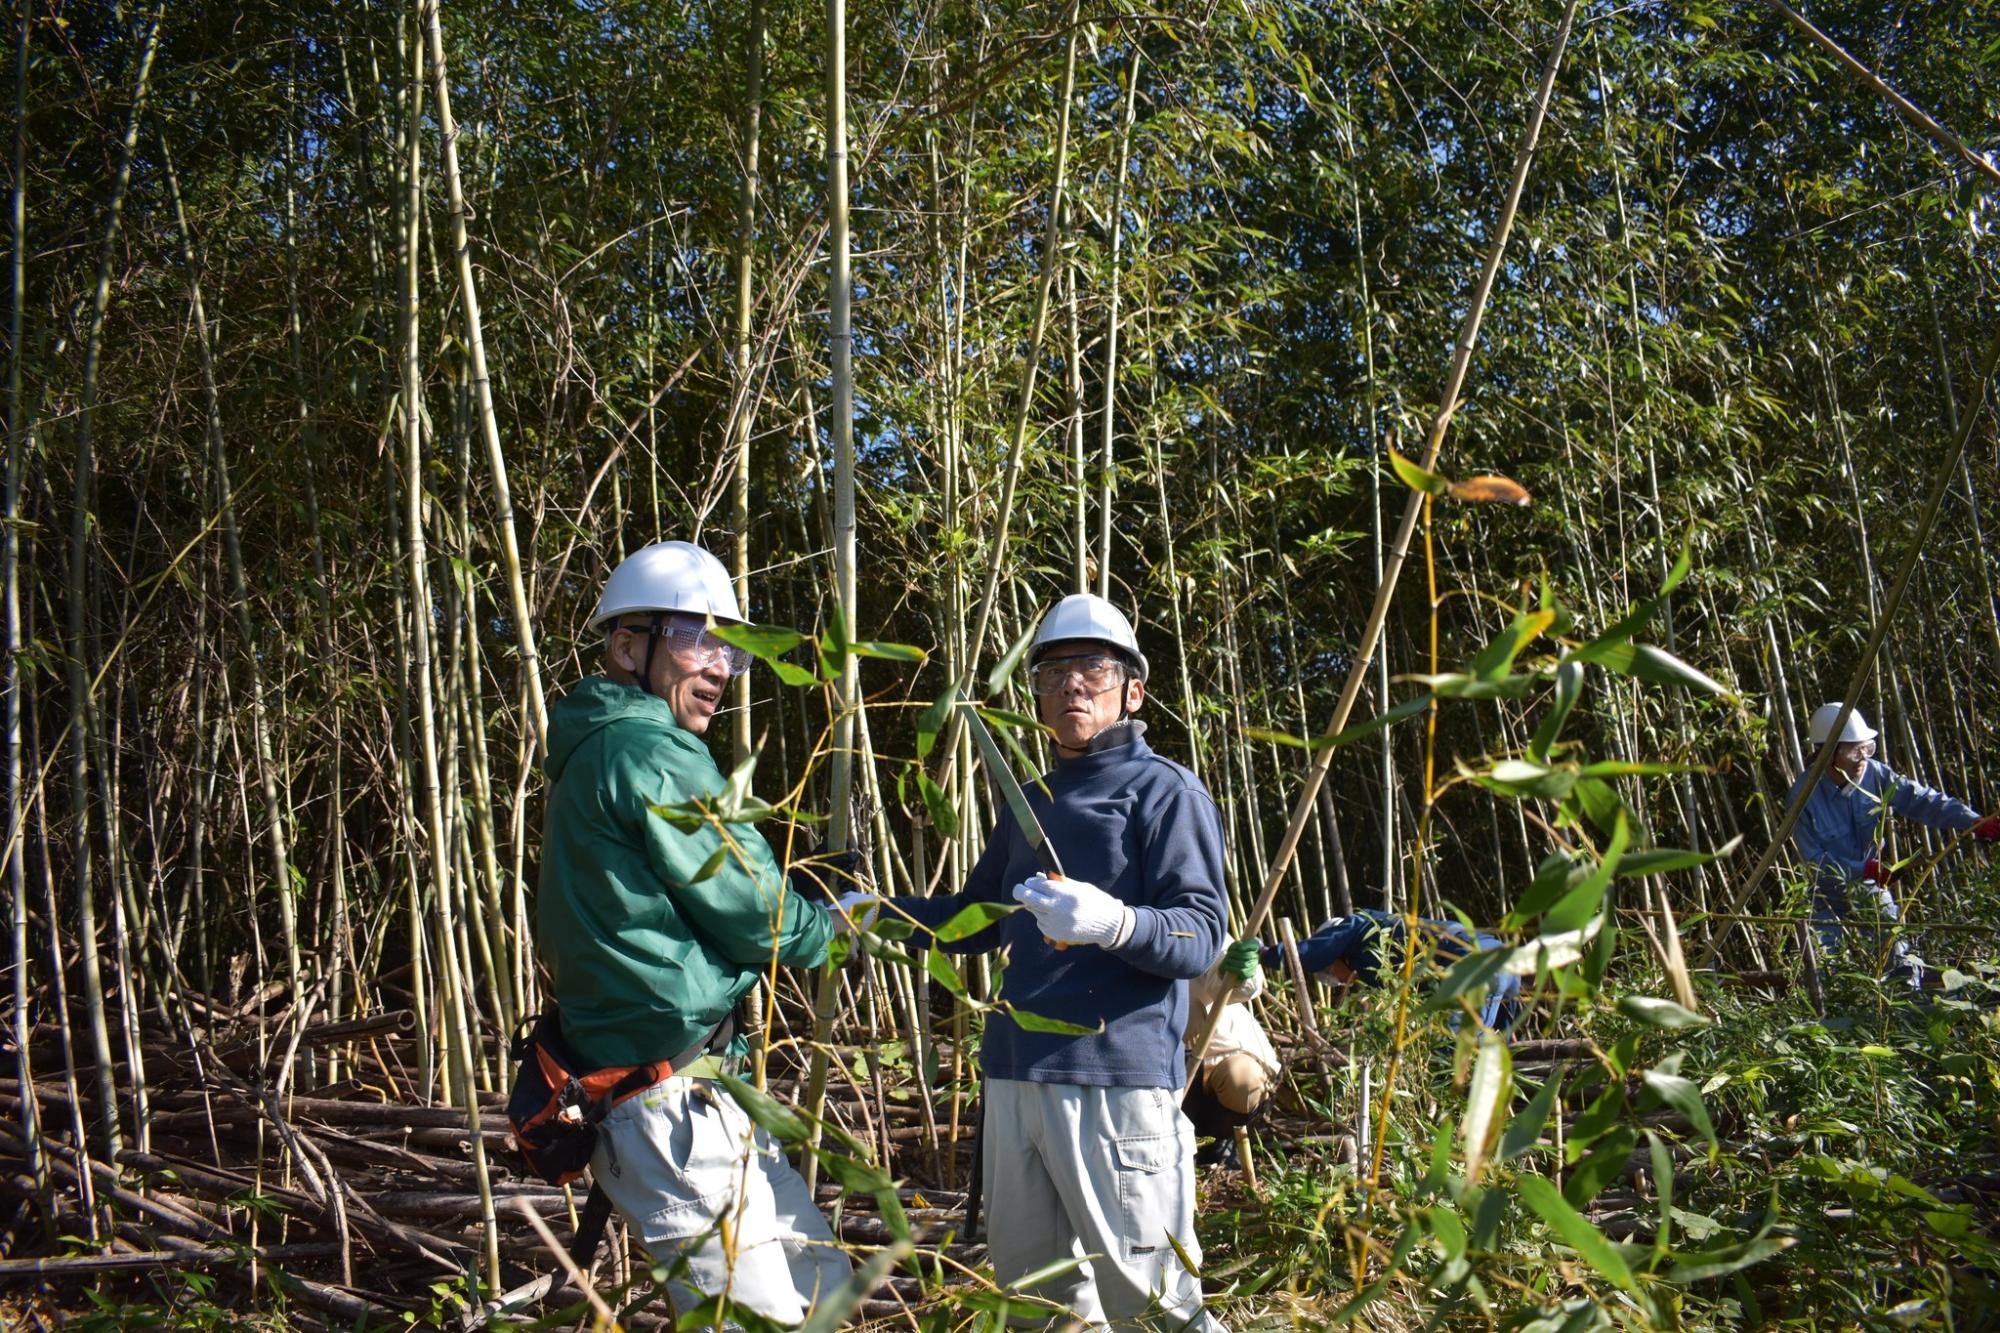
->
[[591, 1077, 850, 1325], [982, 1078, 1225, 1332]]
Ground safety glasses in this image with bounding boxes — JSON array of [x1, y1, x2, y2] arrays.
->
[[620, 617, 752, 677], [1030, 653, 1126, 696]]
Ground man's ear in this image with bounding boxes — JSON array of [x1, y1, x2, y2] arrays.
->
[[1126, 676, 1146, 714], [606, 627, 639, 677]]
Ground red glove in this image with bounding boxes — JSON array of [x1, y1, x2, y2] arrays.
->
[[1862, 858, 1892, 883], [1974, 815, 2000, 843]]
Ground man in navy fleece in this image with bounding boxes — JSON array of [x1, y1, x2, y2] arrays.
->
[[850, 593, 1228, 1332], [1788, 702, 1999, 988]]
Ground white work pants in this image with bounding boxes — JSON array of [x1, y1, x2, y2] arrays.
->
[[982, 1078, 1224, 1332], [591, 1077, 850, 1324]]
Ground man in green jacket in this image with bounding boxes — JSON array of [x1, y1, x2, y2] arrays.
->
[[539, 540, 847, 1322]]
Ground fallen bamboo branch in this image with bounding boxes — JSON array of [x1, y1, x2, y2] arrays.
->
[[0, 1242, 343, 1278]]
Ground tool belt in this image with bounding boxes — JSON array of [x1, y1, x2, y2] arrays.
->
[[505, 1004, 735, 1186]]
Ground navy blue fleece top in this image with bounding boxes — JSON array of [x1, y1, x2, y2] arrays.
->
[[890, 728, 1228, 1089]]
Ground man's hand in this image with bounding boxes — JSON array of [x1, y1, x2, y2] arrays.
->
[[1862, 858, 1894, 884], [831, 890, 879, 936], [1012, 874, 1133, 949], [1220, 938, 1262, 988], [1974, 815, 2000, 843]]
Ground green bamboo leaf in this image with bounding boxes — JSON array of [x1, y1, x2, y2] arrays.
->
[[1242, 725, 1315, 749], [851, 639, 927, 663], [1499, 1070, 1563, 1161], [1413, 671, 1537, 700], [975, 705, 1042, 731], [1618, 995, 1710, 1030], [932, 900, 1015, 943], [916, 682, 959, 759], [711, 622, 805, 662], [1003, 1003, 1103, 1036], [1471, 609, 1557, 680], [917, 769, 960, 839], [926, 949, 968, 998], [687, 845, 728, 884], [1321, 692, 1433, 748], [1616, 835, 1743, 879], [1662, 1233, 1792, 1285], [1475, 758, 1578, 801], [1510, 853, 1587, 926], [1583, 640, 1730, 697], [1648, 1130, 1675, 1263], [1528, 659, 1585, 764], [1570, 776, 1626, 834], [1420, 945, 1514, 1020], [1388, 447, 1449, 497], [1545, 812, 1628, 933], [987, 622, 1039, 697], [1564, 1125, 1637, 1209], [1641, 1067, 1719, 1159], [1500, 914, 1605, 976], [1427, 1205, 1467, 1261], [818, 606, 852, 681], [1461, 1030, 1513, 1186], [717, 1072, 810, 1145], [1517, 1173, 1637, 1293], [1577, 760, 1701, 777], [771, 660, 821, 687]]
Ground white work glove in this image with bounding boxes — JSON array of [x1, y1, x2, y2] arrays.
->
[[831, 890, 880, 936], [1012, 873, 1134, 949]]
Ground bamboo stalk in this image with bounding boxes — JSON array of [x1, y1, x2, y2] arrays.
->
[[1187, 0, 1580, 1065], [162, 136, 308, 1027], [62, 3, 163, 1161], [802, 0, 859, 1195], [4, 0, 43, 1200], [1096, 44, 1140, 603], [1762, 0, 2000, 190], [951, 0, 1081, 700], [421, 0, 549, 753], [730, 0, 766, 766]]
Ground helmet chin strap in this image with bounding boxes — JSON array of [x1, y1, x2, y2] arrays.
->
[[636, 612, 666, 697]]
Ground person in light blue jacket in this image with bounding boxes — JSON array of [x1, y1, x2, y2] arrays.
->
[[1787, 703, 1999, 986]]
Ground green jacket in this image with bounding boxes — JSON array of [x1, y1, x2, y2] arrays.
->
[[538, 675, 832, 1068]]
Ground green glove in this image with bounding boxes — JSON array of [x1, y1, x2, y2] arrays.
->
[[1220, 937, 1262, 986]]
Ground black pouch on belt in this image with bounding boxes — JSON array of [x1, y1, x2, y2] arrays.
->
[[504, 1006, 737, 1186]]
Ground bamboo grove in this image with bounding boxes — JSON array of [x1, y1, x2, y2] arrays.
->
[[7, 0, 2000, 1324]]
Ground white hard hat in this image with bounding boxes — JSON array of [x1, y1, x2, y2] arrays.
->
[[1029, 593, 1149, 680], [591, 541, 744, 629], [1806, 702, 1878, 747]]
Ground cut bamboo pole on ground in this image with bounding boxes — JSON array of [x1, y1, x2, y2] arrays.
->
[[1186, 0, 1581, 1066]]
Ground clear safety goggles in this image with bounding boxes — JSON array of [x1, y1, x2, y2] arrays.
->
[[1030, 652, 1126, 696], [1834, 739, 1877, 760], [620, 616, 752, 677]]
